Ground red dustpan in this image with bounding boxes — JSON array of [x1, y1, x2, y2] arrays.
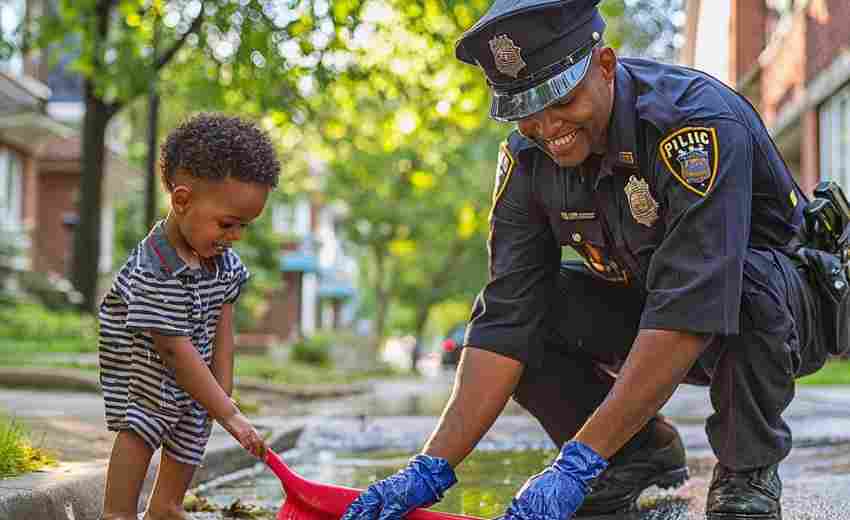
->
[[265, 450, 482, 520]]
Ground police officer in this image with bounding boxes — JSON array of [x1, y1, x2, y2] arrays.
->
[[340, 1, 830, 519]]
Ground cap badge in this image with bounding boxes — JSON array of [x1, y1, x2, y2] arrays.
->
[[624, 175, 659, 227], [489, 34, 526, 78]]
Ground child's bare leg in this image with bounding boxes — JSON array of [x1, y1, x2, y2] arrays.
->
[[142, 450, 197, 520], [101, 430, 155, 520]]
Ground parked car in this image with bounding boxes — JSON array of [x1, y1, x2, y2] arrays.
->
[[440, 323, 466, 366]]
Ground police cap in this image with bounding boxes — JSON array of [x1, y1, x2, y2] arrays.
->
[[455, 0, 605, 122]]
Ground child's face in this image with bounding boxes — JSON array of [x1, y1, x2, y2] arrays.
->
[[172, 177, 271, 258]]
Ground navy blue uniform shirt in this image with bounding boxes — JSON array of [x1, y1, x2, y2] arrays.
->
[[465, 58, 806, 367]]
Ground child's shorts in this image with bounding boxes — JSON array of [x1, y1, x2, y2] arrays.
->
[[101, 359, 213, 467]]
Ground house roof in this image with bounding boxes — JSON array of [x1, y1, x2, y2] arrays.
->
[[0, 72, 74, 152], [0, 71, 50, 114]]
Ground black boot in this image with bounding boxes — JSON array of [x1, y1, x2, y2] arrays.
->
[[576, 418, 689, 516], [706, 463, 782, 520]]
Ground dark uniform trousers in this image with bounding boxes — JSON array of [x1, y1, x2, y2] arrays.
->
[[512, 249, 829, 471]]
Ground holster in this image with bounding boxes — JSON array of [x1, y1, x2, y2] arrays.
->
[[798, 230, 850, 355]]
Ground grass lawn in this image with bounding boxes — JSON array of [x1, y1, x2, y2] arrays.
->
[[234, 354, 400, 385], [798, 359, 850, 385], [0, 300, 97, 371], [0, 339, 97, 371], [0, 346, 399, 384], [0, 414, 55, 478]]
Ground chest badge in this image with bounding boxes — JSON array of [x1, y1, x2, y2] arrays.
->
[[625, 175, 659, 227], [489, 35, 526, 78]]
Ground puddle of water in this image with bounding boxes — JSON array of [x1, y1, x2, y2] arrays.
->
[[198, 449, 556, 518], [195, 449, 695, 520]]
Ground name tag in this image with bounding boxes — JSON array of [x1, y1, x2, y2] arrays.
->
[[560, 211, 596, 221]]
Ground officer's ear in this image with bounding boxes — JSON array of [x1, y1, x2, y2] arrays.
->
[[597, 47, 617, 84]]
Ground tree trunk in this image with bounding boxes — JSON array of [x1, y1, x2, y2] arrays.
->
[[372, 246, 391, 360], [145, 89, 160, 229], [406, 239, 466, 371], [409, 304, 431, 374], [71, 83, 111, 311], [145, 16, 161, 231]]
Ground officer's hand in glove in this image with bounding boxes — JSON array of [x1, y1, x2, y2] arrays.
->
[[503, 440, 609, 520], [340, 454, 457, 520]]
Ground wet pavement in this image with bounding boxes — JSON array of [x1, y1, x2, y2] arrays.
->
[[193, 375, 850, 519], [2, 374, 849, 519], [196, 437, 850, 519]]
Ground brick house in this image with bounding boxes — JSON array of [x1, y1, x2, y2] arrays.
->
[[3, 0, 356, 342], [1, 0, 136, 289], [681, 0, 850, 196], [244, 195, 358, 344]]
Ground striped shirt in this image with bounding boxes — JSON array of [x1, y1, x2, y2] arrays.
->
[[98, 221, 248, 436]]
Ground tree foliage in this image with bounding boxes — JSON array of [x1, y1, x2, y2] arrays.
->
[[289, 0, 684, 364], [20, 0, 684, 349], [26, 0, 367, 310]]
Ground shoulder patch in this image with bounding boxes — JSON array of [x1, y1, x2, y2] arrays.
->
[[658, 126, 718, 197], [492, 141, 516, 207]]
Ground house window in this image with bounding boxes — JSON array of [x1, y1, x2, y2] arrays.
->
[[0, 0, 25, 76], [0, 147, 23, 231], [765, 0, 808, 45], [819, 83, 850, 191]]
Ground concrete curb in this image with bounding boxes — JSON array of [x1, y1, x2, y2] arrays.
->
[[0, 425, 305, 520], [0, 367, 373, 399], [0, 461, 105, 520], [0, 368, 100, 393], [236, 377, 372, 399]]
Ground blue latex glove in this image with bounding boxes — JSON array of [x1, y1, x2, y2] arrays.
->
[[503, 440, 609, 520], [341, 454, 458, 520]]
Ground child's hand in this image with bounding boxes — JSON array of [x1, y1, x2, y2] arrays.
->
[[220, 412, 267, 459]]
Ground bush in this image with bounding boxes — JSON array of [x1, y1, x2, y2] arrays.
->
[[0, 301, 97, 353], [17, 271, 83, 311], [0, 414, 55, 477], [0, 227, 24, 293], [289, 334, 333, 367]]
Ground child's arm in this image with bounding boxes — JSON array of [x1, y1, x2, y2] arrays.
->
[[150, 332, 266, 457], [211, 303, 236, 396]]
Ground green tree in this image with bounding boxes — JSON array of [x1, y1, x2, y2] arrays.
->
[[300, 0, 496, 360], [302, 0, 685, 368], [28, 0, 365, 311]]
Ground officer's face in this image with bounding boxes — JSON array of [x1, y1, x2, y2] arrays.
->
[[517, 47, 617, 168]]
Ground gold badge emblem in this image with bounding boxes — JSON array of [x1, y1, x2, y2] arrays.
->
[[625, 175, 659, 227], [658, 126, 719, 197], [489, 35, 526, 78]]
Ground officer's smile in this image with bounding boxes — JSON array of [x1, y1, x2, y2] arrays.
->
[[546, 129, 580, 153]]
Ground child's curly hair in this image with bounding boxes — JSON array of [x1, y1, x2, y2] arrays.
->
[[160, 113, 280, 189]]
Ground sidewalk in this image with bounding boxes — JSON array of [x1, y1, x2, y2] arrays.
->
[[0, 366, 366, 520], [0, 408, 305, 520]]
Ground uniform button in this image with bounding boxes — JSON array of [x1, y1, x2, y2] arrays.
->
[[572, 233, 582, 243]]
